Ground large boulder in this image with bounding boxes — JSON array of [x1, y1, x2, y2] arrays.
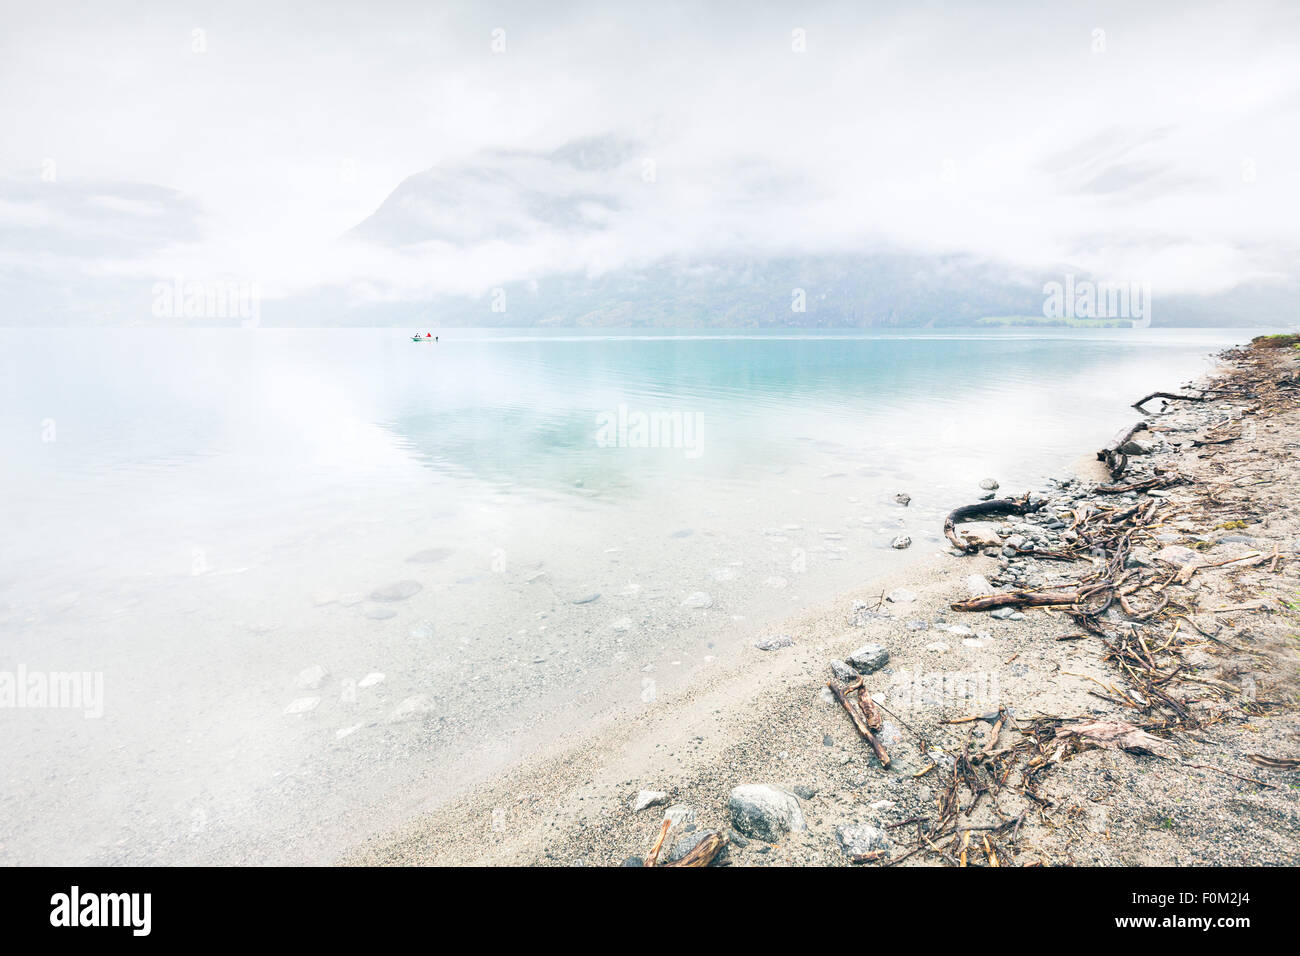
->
[[728, 785, 806, 842]]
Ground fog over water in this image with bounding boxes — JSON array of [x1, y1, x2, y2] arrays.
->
[[0, 327, 1250, 863]]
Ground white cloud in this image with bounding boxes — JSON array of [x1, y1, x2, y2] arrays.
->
[[2, 0, 1298, 309]]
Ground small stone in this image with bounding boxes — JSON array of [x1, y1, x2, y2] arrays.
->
[[755, 636, 794, 651], [895, 493, 911, 506], [634, 790, 669, 812], [829, 659, 858, 682], [571, 593, 600, 604], [295, 665, 329, 690], [979, 478, 1000, 491], [383, 695, 434, 723], [990, 607, 1017, 620], [886, 587, 916, 603], [283, 697, 320, 715], [792, 784, 818, 800], [966, 574, 992, 597], [847, 644, 889, 674], [837, 823, 892, 858], [890, 534, 912, 550], [728, 785, 806, 842]]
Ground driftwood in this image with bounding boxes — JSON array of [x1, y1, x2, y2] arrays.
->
[[952, 589, 1082, 612], [828, 679, 890, 768], [643, 819, 672, 867], [1055, 720, 1176, 759], [943, 493, 1044, 553], [659, 830, 729, 867], [1094, 473, 1185, 494], [1132, 391, 1207, 410], [1097, 422, 1149, 481]]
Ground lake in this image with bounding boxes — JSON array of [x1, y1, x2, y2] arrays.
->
[[0, 327, 1250, 863]]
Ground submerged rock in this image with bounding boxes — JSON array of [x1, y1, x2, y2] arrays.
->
[[728, 785, 806, 842], [890, 534, 912, 550], [370, 580, 422, 602], [384, 695, 434, 723], [895, 493, 911, 506], [405, 548, 452, 564], [295, 665, 329, 690], [979, 478, 1000, 490]]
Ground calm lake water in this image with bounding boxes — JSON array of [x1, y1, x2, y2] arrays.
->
[[0, 327, 1251, 863]]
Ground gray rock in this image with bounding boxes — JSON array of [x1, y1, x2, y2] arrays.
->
[[979, 478, 1000, 491], [571, 593, 601, 604], [990, 607, 1017, 620], [829, 659, 858, 683], [621, 856, 643, 867], [792, 784, 818, 800], [895, 493, 911, 506], [890, 534, 912, 550], [837, 823, 892, 858], [728, 785, 806, 842], [370, 580, 422, 602], [755, 636, 795, 651], [905, 618, 928, 631], [847, 643, 889, 674], [886, 587, 916, 603], [1119, 438, 1154, 455], [966, 574, 992, 597]]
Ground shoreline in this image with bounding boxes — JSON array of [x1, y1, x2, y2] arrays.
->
[[348, 337, 1300, 866]]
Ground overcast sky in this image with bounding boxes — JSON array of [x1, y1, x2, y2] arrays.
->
[[3, 0, 1299, 304]]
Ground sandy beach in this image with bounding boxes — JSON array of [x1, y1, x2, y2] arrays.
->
[[349, 337, 1300, 867]]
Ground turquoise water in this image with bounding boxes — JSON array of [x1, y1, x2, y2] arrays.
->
[[0, 327, 1250, 862]]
